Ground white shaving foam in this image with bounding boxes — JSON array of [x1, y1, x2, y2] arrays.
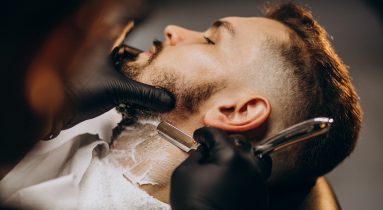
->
[[78, 156, 170, 210], [110, 120, 188, 187], [78, 120, 188, 208]]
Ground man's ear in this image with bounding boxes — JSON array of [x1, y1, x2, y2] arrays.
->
[[203, 96, 271, 132]]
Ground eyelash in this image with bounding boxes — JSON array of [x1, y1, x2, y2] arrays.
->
[[203, 35, 215, 45]]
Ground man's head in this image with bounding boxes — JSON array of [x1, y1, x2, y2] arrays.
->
[[122, 3, 362, 185]]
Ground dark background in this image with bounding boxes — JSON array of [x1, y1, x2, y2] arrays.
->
[[126, 0, 383, 209]]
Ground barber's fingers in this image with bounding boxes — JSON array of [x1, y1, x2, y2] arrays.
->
[[193, 127, 231, 149], [255, 154, 272, 179], [193, 127, 239, 165], [228, 134, 272, 178], [178, 146, 206, 166], [229, 134, 252, 152], [107, 71, 175, 112]]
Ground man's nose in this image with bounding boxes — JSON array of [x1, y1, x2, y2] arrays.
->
[[164, 25, 202, 46]]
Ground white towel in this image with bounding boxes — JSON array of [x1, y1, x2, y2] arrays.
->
[[0, 109, 171, 210]]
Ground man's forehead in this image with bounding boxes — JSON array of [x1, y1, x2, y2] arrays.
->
[[219, 16, 291, 42], [207, 16, 292, 71]]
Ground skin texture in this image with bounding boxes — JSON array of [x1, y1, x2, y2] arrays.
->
[[124, 16, 291, 135], [117, 16, 293, 203]]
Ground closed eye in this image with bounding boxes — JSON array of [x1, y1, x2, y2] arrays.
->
[[203, 35, 215, 45]]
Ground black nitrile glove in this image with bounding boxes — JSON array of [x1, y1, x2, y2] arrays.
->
[[170, 127, 271, 210], [44, 60, 175, 139]]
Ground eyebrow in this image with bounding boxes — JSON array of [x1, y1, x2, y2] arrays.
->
[[211, 20, 235, 36]]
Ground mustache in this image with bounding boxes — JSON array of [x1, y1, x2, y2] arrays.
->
[[148, 39, 163, 64]]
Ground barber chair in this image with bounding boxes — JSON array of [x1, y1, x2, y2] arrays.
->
[[299, 177, 341, 210], [270, 177, 341, 210]]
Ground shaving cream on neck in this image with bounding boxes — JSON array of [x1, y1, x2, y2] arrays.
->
[[110, 120, 188, 186], [79, 119, 188, 209]]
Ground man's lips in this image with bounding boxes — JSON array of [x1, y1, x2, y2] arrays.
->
[[143, 51, 154, 57], [149, 45, 156, 54], [142, 45, 156, 57], [139, 40, 162, 63]]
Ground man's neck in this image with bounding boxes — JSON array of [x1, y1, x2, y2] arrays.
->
[[111, 120, 189, 204]]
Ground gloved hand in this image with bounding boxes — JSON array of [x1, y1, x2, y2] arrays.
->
[[43, 60, 175, 139], [170, 127, 271, 210]]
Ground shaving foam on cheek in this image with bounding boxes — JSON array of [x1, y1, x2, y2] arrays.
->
[[109, 120, 189, 186]]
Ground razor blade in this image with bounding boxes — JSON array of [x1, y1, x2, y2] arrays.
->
[[157, 122, 200, 152], [156, 117, 333, 155], [253, 117, 333, 158]]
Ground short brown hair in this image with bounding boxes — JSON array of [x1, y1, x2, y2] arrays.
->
[[264, 3, 362, 179]]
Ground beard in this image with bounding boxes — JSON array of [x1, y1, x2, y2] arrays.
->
[[121, 42, 225, 110], [113, 41, 225, 139]]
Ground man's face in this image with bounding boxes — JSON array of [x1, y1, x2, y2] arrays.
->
[[118, 17, 292, 203], [123, 16, 290, 113]]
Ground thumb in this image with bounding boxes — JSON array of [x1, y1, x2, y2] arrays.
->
[[110, 72, 175, 112], [179, 146, 207, 166], [193, 127, 235, 165]]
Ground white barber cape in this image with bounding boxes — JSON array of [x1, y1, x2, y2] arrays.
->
[[0, 109, 169, 210]]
